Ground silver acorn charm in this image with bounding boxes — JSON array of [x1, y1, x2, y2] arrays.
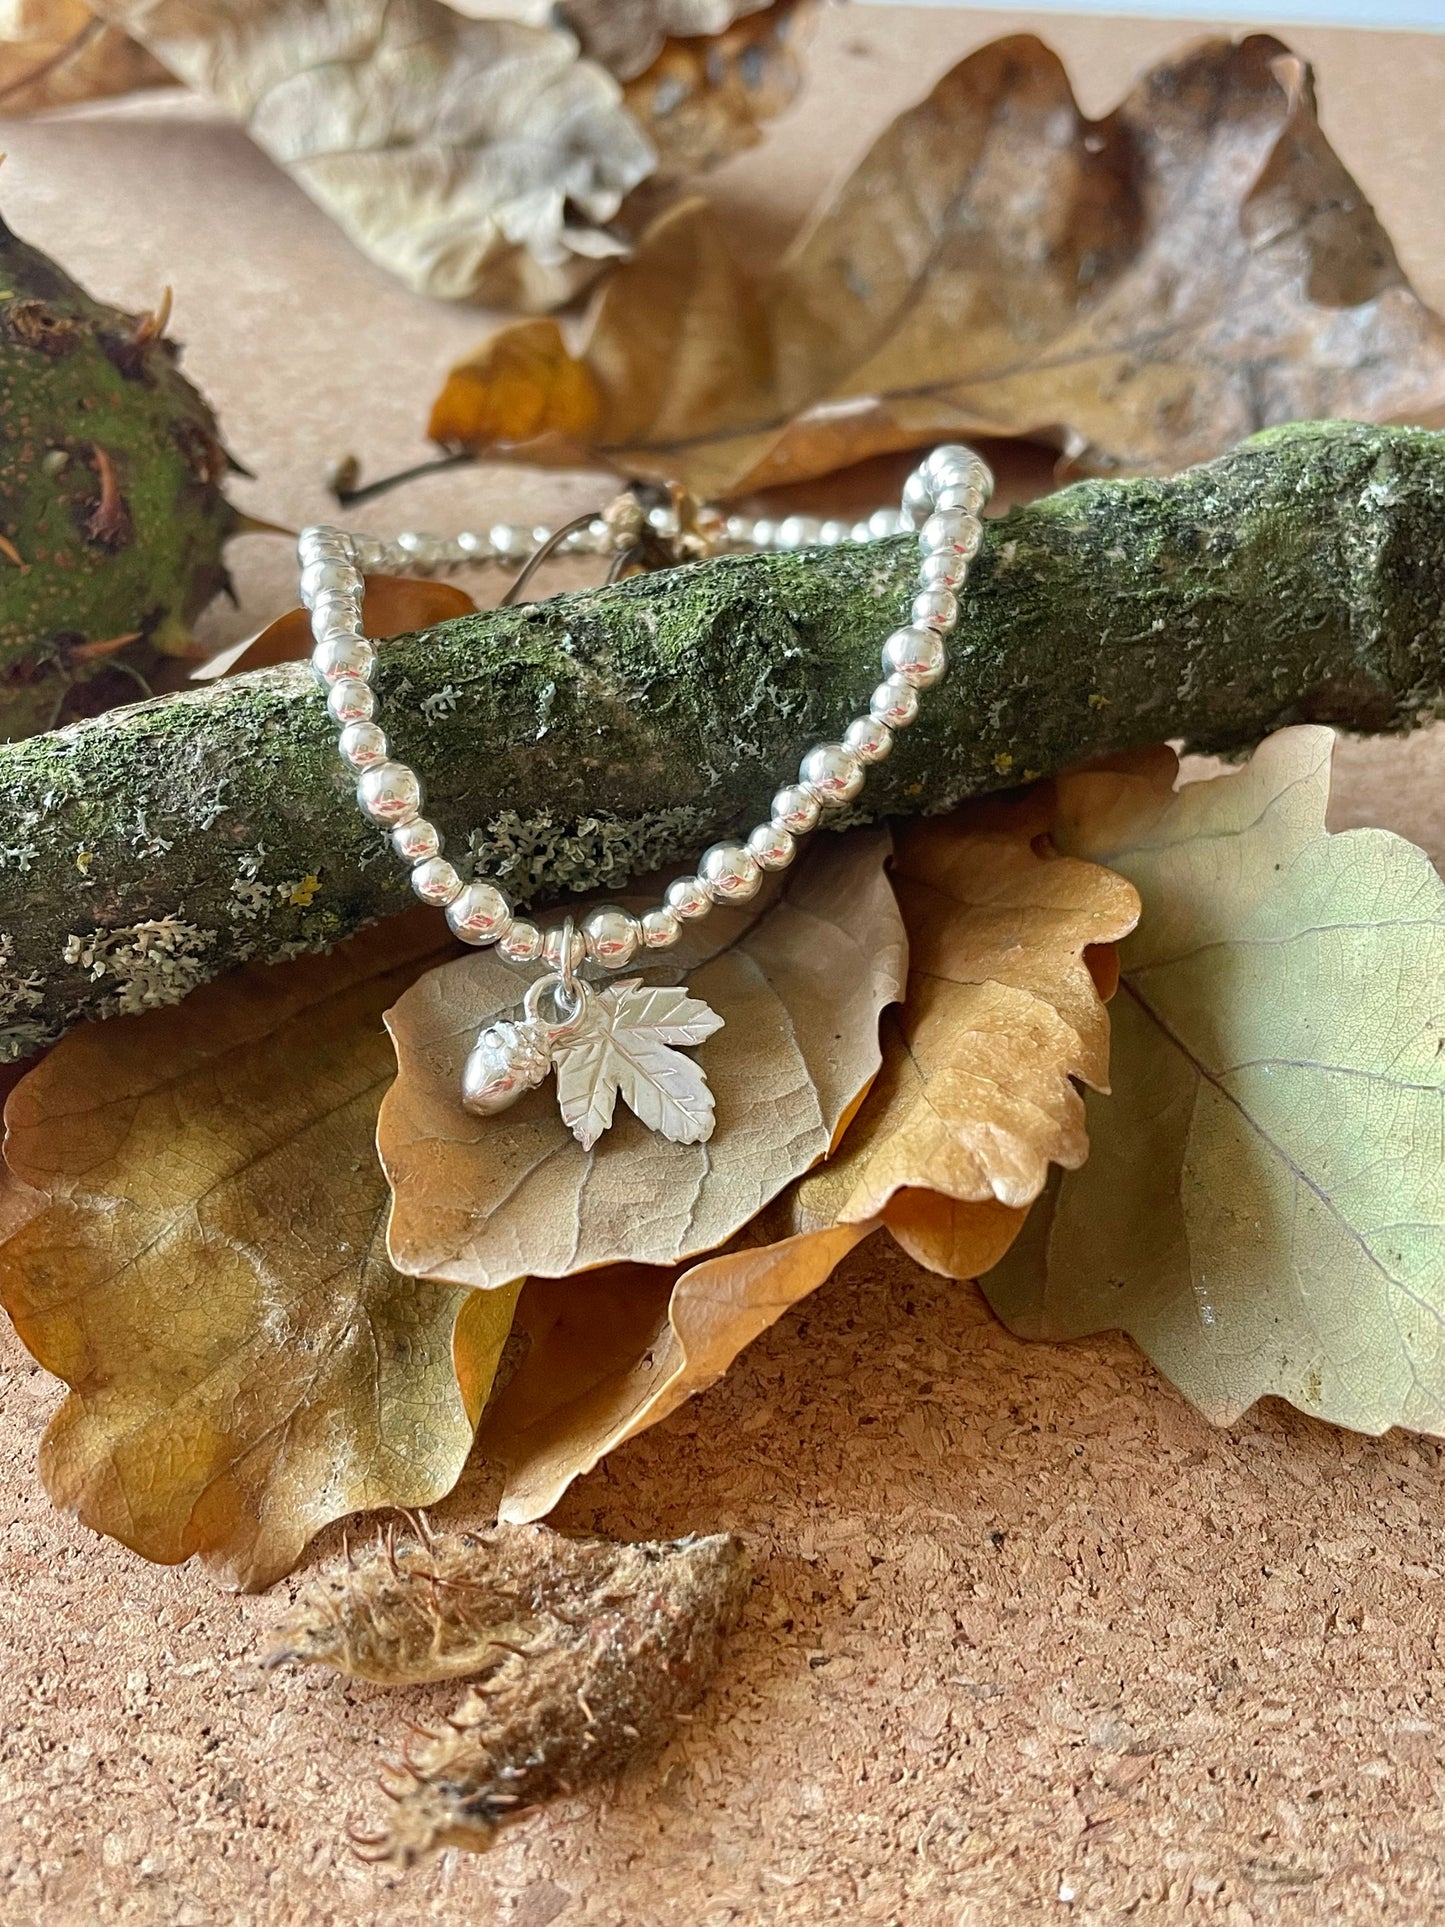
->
[[460, 971, 724, 1149]]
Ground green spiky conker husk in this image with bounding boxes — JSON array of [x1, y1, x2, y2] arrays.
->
[[0, 209, 237, 742]]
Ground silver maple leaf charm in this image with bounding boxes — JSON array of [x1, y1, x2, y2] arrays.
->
[[461, 975, 724, 1149], [553, 980, 724, 1149]]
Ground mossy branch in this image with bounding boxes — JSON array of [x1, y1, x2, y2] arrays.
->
[[3, 420, 1443, 1058]]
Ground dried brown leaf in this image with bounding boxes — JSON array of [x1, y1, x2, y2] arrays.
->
[[430, 33, 1445, 495], [475, 797, 1136, 1522], [380, 828, 906, 1289], [87, 0, 653, 309], [0, 913, 518, 1588], [0, 0, 168, 115], [558, 0, 771, 82]]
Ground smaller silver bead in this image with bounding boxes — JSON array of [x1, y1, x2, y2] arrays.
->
[[771, 784, 822, 837], [489, 522, 526, 560], [844, 715, 894, 764], [395, 531, 424, 556], [901, 468, 934, 526], [327, 675, 375, 725], [918, 550, 969, 592], [800, 743, 865, 808], [640, 906, 682, 950], [934, 480, 988, 516], [925, 443, 984, 483], [818, 519, 850, 546], [725, 514, 751, 544], [448, 881, 513, 946], [850, 520, 873, 544], [298, 525, 347, 561], [498, 919, 544, 964], [357, 760, 421, 826], [869, 507, 903, 539], [870, 675, 920, 731], [751, 518, 778, 550], [391, 818, 441, 864], [883, 624, 948, 689], [339, 720, 388, 770], [699, 840, 763, 903], [456, 529, 484, 558], [541, 922, 586, 971], [311, 593, 357, 640], [532, 524, 552, 549], [411, 856, 463, 906], [347, 536, 385, 571], [300, 557, 361, 604], [921, 509, 979, 556], [777, 514, 821, 550], [748, 822, 796, 871], [582, 905, 641, 969], [313, 634, 375, 685], [912, 588, 958, 632], [665, 875, 712, 922]]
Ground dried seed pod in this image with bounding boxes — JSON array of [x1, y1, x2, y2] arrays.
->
[[267, 1521, 749, 1865]]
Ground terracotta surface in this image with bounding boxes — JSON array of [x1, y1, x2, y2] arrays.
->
[[3, 9, 1445, 1925]]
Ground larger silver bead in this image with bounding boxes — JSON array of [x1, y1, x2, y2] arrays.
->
[[699, 840, 763, 903], [583, 905, 641, 968], [447, 881, 512, 946], [800, 743, 865, 808], [357, 760, 421, 825]]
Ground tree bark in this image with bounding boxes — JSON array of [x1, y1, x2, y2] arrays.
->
[[3, 419, 1443, 1059]]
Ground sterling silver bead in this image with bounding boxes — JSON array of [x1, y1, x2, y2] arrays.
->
[[499, 919, 544, 964], [748, 822, 796, 870], [870, 675, 920, 730], [934, 480, 988, 516], [328, 676, 375, 725], [921, 509, 979, 556], [641, 906, 682, 950], [448, 881, 512, 946], [300, 557, 361, 602], [313, 634, 374, 685], [665, 875, 711, 921], [583, 905, 641, 968], [699, 840, 763, 903], [883, 625, 947, 689], [771, 784, 821, 837], [902, 468, 934, 526], [339, 720, 388, 769], [912, 588, 958, 631], [541, 922, 586, 972], [392, 818, 441, 864], [357, 760, 421, 825], [918, 551, 969, 592], [800, 743, 865, 807], [411, 856, 463, 906], [844, 715, 893, 764]]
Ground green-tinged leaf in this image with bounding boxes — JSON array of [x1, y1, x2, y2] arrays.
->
[[0, 912, 517, 1588], [983, 726, 1445, 1436]]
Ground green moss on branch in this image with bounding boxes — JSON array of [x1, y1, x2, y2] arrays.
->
[[3, 420, 1443, 1057]]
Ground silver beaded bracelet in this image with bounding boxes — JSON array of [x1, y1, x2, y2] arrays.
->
[[298, 443, 992, 1148]]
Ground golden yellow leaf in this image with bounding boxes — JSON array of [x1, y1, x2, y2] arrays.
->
[[472, 796, 1136, 1520], [984, 727, 1445, 1440], [379, 829, 907, 1289], [430, 33, 1445, 495], [0, 0, 168, 115], [0, 912, 517, 1588]]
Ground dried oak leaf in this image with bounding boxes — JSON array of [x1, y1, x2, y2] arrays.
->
[[272, 1524, 747, 1866], [473, 799, 1137, 1522], [85, 0, 653, 309], [0, 913, 518, 1588], [430, 32, 1445, 497], [983, 727, 1445, 1438], [380, 827, 906, 1291], [0, 0, 168, 115]]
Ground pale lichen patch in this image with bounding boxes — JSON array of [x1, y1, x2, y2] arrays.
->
[[62, 918, 216, 1017]]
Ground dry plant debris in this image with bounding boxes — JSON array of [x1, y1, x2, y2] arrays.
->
[[984, 726, 1445, 1438], [268, 1522, 748, 1865], [431, 33, 1445, 495], [0, 912, 518, 1589], [10, 0, 808, 306]]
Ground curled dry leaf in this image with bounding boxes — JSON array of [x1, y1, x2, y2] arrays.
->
[[192, 573, 479, 681], [0, 0, 168, 112], [473, 798, 1137, 1523], [430, 33, 1445, 496], [0, 913, 518, 1588], [984, 727, 1445, 1440], [293, 1525, 749, 1866], [557, 0, 772, 82], [86, 0, 652, 309], [379, 827, 907, 1288]]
